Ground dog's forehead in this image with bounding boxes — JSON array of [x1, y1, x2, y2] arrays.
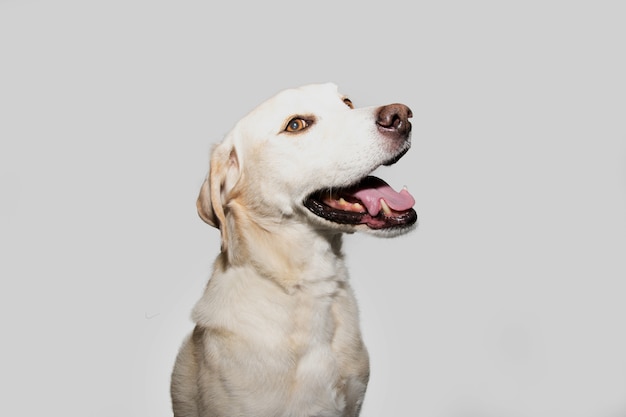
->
[[229, 82, 351, 144]]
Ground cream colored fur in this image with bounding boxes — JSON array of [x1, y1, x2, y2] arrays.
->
[[171, 83, 412, 417]]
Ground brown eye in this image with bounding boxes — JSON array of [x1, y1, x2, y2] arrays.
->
[[343, 98, 354, 109], [285, 118, 309, 132]]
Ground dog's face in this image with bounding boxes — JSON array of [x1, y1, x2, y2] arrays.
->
[[198, 83, 417, 245]]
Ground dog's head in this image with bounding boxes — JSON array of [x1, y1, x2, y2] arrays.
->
[[197, 83, 417, 251]]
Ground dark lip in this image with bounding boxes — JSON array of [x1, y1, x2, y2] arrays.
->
[[303, 194, 365, 225], [303, 194, 417, 229], [303, 172, 417, 230]]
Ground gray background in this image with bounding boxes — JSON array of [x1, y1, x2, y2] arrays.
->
[[1, 1, 625, 416]]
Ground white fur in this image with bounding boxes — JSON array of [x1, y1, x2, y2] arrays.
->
[[171, 83, 413, 417]]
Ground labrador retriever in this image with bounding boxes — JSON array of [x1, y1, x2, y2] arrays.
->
[[171, 83, 417, 417]]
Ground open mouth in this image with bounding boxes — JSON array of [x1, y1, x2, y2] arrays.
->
[[303, 176, 417, 230]]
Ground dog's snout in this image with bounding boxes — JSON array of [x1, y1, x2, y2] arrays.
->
[[376, 104, 413, 139]]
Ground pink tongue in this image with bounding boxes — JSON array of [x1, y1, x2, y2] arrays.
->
[[349, 176, 415, 216]]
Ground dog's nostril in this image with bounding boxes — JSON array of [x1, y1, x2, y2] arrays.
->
[[376, 103, 412, 137]]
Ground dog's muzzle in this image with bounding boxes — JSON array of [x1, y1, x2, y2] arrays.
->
[[303, 103, 417, 230]]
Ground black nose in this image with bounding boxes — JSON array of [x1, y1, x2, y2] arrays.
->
[[376, 103, 413, 139]]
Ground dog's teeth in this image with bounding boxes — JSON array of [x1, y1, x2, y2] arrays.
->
[[352, 202, 365, 212], [338, 198, 348, 206], [380, 199, 392, 216]]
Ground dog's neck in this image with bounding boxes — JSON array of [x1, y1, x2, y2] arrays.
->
[[221, 201, 347, 292]]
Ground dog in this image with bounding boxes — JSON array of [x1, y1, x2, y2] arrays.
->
[[171, 83, 417, 417]]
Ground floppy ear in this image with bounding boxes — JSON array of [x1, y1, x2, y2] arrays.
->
[[196, 141, 241, 250]]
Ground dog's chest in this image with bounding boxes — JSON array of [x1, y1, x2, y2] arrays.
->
[[251, 278, 342, 354], [288, 286, 337, 349], [246, 278, 349, 411], [283, 289, 347, 412], [193, 267, 357, 414]]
